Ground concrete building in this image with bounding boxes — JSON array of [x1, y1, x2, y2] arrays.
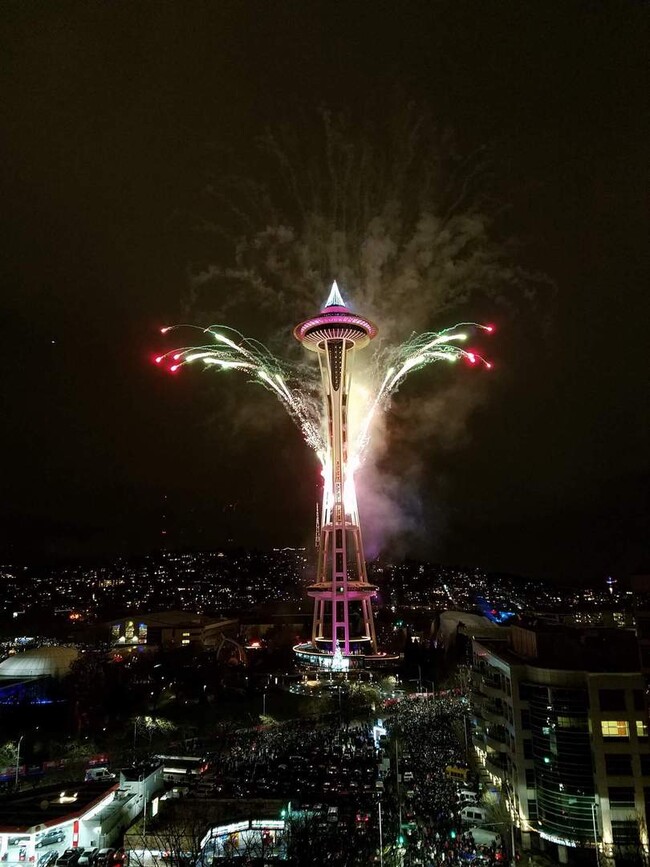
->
[[471, 623, 650, 865], [106, 612, 238, 651], [0, 766, 163, 864], [435, 610, 507, 652]]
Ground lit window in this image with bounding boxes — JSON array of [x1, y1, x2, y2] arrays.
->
[[602, 720, 630, 738], [557, 716, 587, 730], [636, 720, 648, 738]]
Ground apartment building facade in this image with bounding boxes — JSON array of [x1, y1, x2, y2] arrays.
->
[[471, 624, 650, 865]]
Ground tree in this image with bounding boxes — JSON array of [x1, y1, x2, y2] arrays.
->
[[126, 801, 278, 867], [482, 788, 512, 860], [128, 715, 177, 762], [0, 740, 18, 768], [65, 653, 107, 734], [126, 805, 211, 867]]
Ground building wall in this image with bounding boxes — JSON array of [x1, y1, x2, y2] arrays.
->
[[586, 675, 650, 855], [471, 638, 650, 860]]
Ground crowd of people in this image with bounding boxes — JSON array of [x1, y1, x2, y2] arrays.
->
[[422, 830, 507, 865], [383, 694, 509, 865], [186, 688, 513, 864], [202, 716, 381, 806]]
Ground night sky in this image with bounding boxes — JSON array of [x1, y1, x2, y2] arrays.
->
[[1, 1, 648, 582]]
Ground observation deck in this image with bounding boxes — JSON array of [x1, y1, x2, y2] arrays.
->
[[294, 281, 377, 351]]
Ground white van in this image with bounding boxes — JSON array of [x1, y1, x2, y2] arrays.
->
[[84, 767, 116, 782], [461, 805, 488, 825], [468, 827, 501, 846]]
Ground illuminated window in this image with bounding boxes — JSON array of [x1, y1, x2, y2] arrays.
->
[[557, 716, 587, 730], [602, 720, 630, 738], [636, 720, 648, 738], [181, 639, 190, 645]]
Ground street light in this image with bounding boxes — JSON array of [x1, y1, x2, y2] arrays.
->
[[15, 735, 24, 788], [263, 690, 267, 717], [140, 774, 148, 838]]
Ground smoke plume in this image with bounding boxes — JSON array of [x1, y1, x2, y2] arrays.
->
[[185, 106, 549, 554]]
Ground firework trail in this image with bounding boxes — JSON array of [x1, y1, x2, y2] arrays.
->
[[352, 321, 493, 461], [156, 324, 324, 455], [156, 105, 543, 550], [155, 303, 494, 469]]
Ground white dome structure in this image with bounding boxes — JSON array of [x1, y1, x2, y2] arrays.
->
[[0, 646, 79, 679]]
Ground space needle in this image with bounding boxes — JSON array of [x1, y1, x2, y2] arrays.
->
[[294, 282, 393, 669]]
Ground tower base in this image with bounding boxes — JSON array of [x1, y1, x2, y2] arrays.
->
[[293, 642, 400, 671]]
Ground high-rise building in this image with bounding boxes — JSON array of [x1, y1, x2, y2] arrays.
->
[[293, 284, 393, 669], [471, 624, 650, 865]]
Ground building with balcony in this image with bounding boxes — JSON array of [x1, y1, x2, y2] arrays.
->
[[471, 624, 650, 865]]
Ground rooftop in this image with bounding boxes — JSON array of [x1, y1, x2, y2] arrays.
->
[[0, 782, 117, 833], [478, 623, 640, 673], [120, 761, 162, 782], [0, 646, 79, 679], [106, 610, 213, 628]]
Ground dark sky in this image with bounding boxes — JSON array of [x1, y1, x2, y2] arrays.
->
[[1, 1, 648, 582]]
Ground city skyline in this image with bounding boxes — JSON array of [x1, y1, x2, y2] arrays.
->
[[0, 3, 648, 583]]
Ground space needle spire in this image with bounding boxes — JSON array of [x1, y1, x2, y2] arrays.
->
[[294, 282, 379, 662]]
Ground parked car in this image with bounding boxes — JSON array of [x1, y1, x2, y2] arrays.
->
[[78, 848, 99, 867], [56, 849, 84, 867], [96, 849, 115, 867], [36, 830, 66, 849], [468, 827, 501, 847], [460, 805, 488, 825], [38, 851, 59, 867]]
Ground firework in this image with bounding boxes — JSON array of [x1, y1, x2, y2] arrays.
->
[[154, 286, 493, 469], [156, 324, 324, 454]]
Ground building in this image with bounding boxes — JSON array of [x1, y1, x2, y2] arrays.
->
[[435, 610, 507, 652], [106, 612, 238, 651], [0, 646, 79, 679], [0, 766, 163, 864], [471, 623, 650, 865], [0, 646, 80, 706], [293, 282, 395, 669]]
